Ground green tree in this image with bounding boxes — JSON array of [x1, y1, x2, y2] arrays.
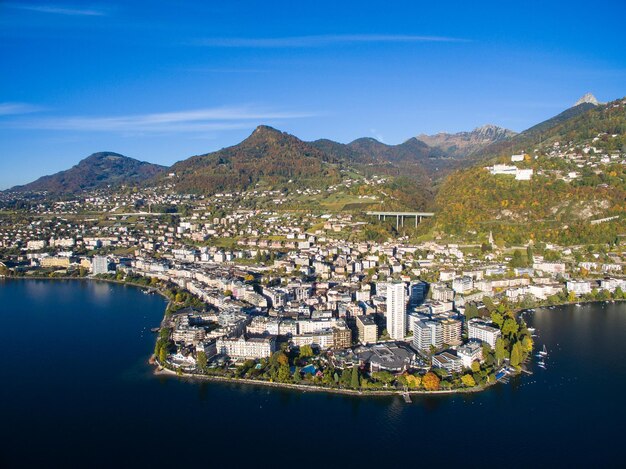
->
[[158, 346, 168, 365], [491, 311, 504, 329], [277, 364, 291, 383], [502, 318, 520, 337], [270, 351, 289, 367], [510, 341, 523, 368], [495, 337, 506, 365], [196, 351, 208, 372], [350, 366, 360, 389], [292, 367, 302, 383], [471, 360, 481, 373], [372, 371, 395, 386], [526, 245, 534, 264], [482, 296, 496, 313], [299, 344, 314, 359], [465, 303, 480, 320], [340, 368, 352, 387], [509, 249, 526, 268]]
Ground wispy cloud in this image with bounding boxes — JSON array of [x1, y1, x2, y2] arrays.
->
[[0, 102, 43, 116], [4, 106, 315, 133], [194, 34, 469, 48], [5, 3, 107, 16]]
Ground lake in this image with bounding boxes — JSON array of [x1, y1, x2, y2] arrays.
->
[[1, 279, 624, 468]]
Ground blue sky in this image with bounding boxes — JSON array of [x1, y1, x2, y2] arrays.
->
[[1, 0, 625, 189]]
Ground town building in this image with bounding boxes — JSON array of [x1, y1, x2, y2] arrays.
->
[[441, 318, 462, 346], [566, 280, 592, 296], [413, 319, 443, 353], [216, 336, 276, 360], [468, 319, 501, 348], [386, 282, 406, 340], [356, 315, 378, 345], [92, 255, 110, 275], [457, 341, 483, 368], [432, 351, 463, 373]]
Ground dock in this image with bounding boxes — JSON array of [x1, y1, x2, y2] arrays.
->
[[402, 392, 412, 403]]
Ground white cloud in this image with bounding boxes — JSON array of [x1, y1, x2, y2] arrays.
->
[[5, 106, 316, 133], [5, 3, 107, 16], [194, 34, 469, 48], [0, 102, 43, 116]]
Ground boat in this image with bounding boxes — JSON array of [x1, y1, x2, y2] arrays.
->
[[527, 327, 536, 333], [537, 363, 546, 369], [537, 345, 548, 357], [575, 303, 581, 307]]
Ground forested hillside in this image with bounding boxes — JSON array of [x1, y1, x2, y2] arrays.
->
[[433, 97, 626, 245]]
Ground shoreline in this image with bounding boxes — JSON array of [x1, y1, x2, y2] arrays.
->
[[152, 361, 493, 396], [3, 275, 622, 397]]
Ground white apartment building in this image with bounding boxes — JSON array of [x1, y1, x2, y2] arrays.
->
[[566, 280, 592, 296], [457, 341, 483, 368], [92, 255, 110, 275], [216, 336, 276, 359], [413, 320, 443, 352], [468, 319, 501, 348], [386, 282, 406, 340]]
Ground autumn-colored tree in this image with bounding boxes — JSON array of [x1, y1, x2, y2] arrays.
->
[[405, 374, 422, 389], [470, 360, 481, 373], [299, 344, 314, 359], [522, 335, 533, 353], [422, 372, 440, 391], [502, 318, 520, 337], [277, 363, 291, 383], [461, 374, 476, 387], [510, 341, 523, 368], [495, 337, 506, 365], [270, 350, 289, 367]]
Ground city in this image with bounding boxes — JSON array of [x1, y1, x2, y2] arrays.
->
[[2, 1, 625, 467], [1, 176, 624, 394]]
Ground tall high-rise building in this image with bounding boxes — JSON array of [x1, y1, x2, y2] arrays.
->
[[386, 282, 406, 340], [92, 256, 110, 275]]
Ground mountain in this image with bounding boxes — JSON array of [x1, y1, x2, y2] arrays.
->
[[310, 135, 454, 180], [417, 124, 517, 158], [166, 126, 342, 193], [470, 94, 603, 162], [433, 96, 626, 245], [10, 152, 165, 194], [575, 93, 601, 106]]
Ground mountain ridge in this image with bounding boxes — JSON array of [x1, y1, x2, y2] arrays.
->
[[10, 152, 165, 194], [416, 124, 517, 159]]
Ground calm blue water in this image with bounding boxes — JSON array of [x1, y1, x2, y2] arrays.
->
[[1, 279, 625, 468]]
